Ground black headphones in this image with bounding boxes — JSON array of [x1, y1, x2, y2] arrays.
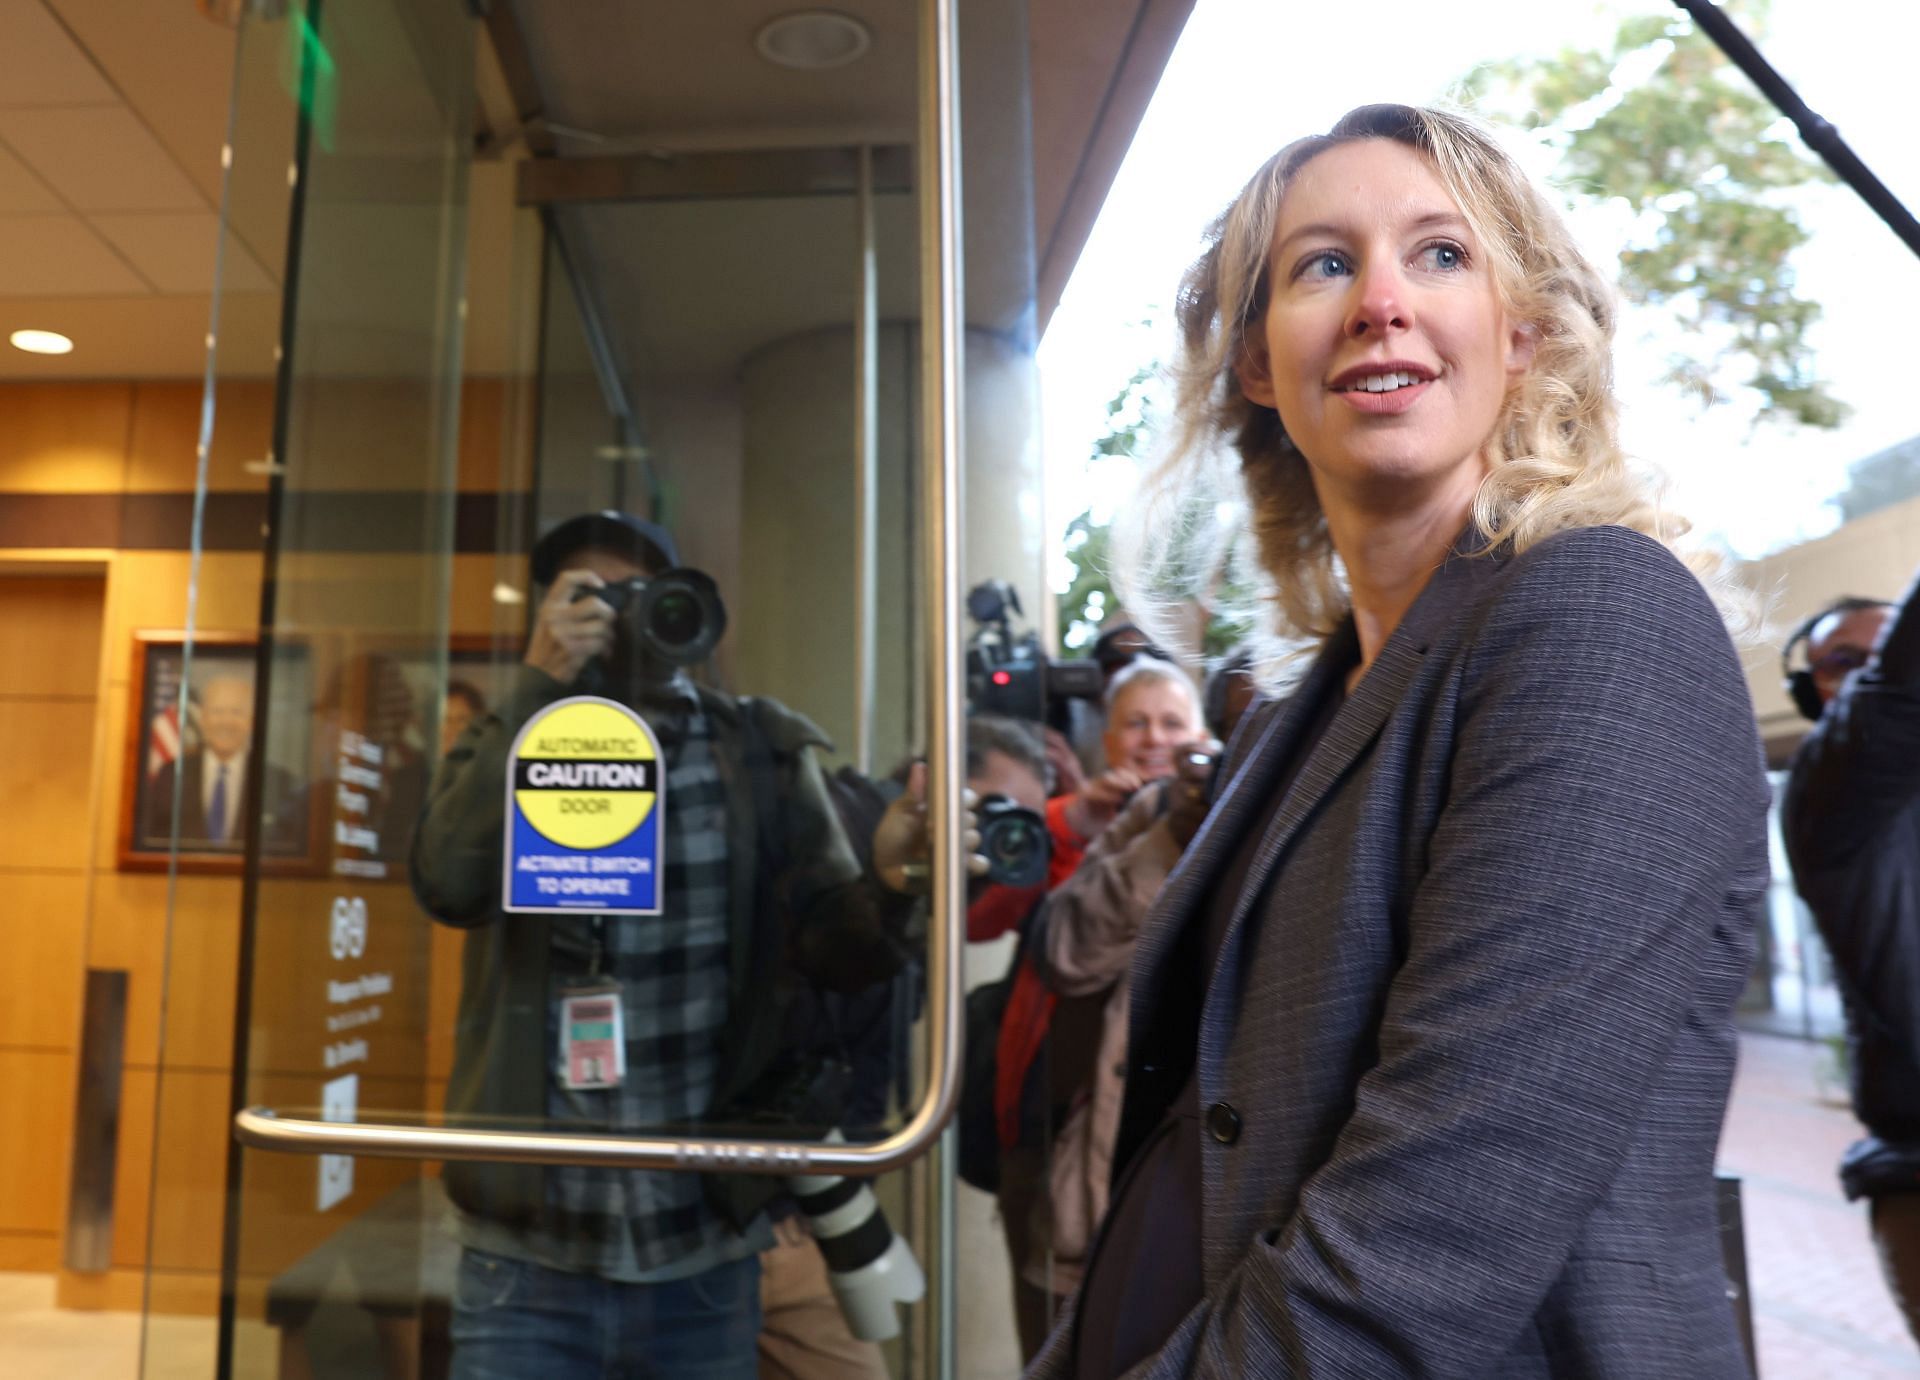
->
[[1781, 597, 1894, 722]]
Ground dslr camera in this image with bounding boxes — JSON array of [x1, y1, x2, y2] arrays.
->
[[965, 579, 1101, 729], [576, 568, 728, 667], [975, 793, 1050, 888]]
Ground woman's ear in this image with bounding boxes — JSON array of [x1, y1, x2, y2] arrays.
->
[[1234, 329, 1278, 408], [1505, 318, 1538, 380]]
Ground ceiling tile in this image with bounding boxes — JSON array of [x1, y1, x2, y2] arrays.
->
[[90, 212, 274, 296], [0, 0, 118, 108], [0, 291, 280, 378], [0, 215, 150, 295], [45, 0, 240, 207], [0, 140, 61, 213], [0, 106, 208, 212]]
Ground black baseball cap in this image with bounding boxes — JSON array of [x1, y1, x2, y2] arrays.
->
[[530, 510, 679, 585]]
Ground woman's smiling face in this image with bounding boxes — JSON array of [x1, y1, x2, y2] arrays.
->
[[1237, 138, 1533, 507]]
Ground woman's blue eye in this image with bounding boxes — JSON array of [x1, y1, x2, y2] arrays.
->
[[1303, 251, 1351, 279], [1421, 242, 1465, 270]]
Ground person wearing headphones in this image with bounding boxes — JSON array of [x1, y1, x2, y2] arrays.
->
[[1781, 585, 1920, 1345]]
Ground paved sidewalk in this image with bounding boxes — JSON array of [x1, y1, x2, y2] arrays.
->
[[1720, 1033, 1920, 1378]]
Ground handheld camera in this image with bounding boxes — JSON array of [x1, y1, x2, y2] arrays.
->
[[975, 793, 1050, 888], [575, 568, 728, 667]]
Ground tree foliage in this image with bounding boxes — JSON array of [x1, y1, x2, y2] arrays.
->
[[1056, 362, 1255, 660], [1463, 4, 1846, 429]]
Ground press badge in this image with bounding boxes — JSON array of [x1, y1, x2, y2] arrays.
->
[[559, 985, 626, 1091]]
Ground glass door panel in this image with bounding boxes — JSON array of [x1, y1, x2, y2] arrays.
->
[[199, 0, 991, 1376]]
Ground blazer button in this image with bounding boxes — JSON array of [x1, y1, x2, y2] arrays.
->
[[1206, 1101, 1241, 1145]]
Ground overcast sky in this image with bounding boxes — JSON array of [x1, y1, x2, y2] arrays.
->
[[1039, 0, 1920, 585]]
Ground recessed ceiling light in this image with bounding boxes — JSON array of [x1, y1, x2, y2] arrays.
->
[[755, 11, 871, 70], [11, 329, 73, 356]]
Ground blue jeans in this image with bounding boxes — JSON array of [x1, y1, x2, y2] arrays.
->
[[449, 1249, 762, 1380]]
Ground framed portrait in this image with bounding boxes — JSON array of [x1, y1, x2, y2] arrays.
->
[[119, 633, 318, 873]]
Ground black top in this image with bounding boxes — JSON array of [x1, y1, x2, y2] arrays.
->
[[1783, 569, 1920, 1143], [1074, 681, 1347, 1378]]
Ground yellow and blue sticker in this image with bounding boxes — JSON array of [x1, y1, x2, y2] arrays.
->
[[504, 696, 663, 915]]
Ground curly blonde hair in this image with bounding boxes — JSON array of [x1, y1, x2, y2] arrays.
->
[[1119, 103, 1749, 662]]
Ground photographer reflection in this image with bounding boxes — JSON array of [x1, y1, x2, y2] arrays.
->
[[1024, 662, 1209, 1317], [411, 510, 906, 1380], [1781, 587, 1920, 1344]]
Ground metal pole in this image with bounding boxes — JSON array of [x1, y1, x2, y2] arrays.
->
[[920, 0, 964, 1373], [854, 144, 880, 775], [1674, 0, 1920, 261]]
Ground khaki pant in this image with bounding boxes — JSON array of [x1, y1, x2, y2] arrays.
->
[[757, 1224, 890, 1380], [1872, 1193, 1920, 1347]]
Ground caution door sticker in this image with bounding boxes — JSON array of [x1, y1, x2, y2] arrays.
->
[[504, 696, 663, 915]]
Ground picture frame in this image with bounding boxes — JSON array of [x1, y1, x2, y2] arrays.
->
[[119, 633, 318, 873]]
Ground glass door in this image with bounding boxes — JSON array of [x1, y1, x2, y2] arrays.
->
[[172, 0, 1010, 1377]]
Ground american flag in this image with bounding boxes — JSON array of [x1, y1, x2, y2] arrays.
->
[[147, 655, 188, 778], [147, 700, 182, 777]]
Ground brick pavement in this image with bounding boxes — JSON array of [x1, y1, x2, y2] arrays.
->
[[1721, 1033, 1920, 1377]]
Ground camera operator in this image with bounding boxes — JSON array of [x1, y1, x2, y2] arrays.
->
[[411, 510, 906, 1380], [1782, 584, 1920, 1344]]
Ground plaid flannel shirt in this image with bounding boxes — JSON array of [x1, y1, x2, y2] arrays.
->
[[461, 678, 763, 1281]]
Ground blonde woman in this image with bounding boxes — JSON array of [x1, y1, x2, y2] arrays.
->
[[1030, 104, 1769, 1379]]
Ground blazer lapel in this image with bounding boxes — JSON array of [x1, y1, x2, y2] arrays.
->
[[1125, 622, 1361, 1015], [1193, 544, 1497, 1049]]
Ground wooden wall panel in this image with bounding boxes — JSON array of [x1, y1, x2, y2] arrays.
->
[[88, 872, 241, 1071], [89, 685, 137, 874], [126, 380, 275, 494], [155, 880, 242, 1071], [0, 383, 133, 493], [0, 699, 100, 872], [0, 1231, 59, 1271], [0, 575, 107, 697], [0, 873, 89, 1049], [0, 1049, 78, 1234], [456, 376, 507, 492], [450, 551, 519, 637], [0, 374, 534, 1311], [101, 551, 264, 687], [144, 1069, 231, 1272]]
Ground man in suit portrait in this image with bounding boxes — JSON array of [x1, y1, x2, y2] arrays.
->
[[148, 672, 303, 851]]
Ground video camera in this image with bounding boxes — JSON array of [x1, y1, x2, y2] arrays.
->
[[965, 579, 1101, 729]]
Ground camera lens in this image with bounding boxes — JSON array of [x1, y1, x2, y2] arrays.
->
[[978, 802, 1050, 888], [650, 589, 702, 649]]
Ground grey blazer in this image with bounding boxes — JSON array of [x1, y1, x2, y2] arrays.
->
[[1031, 525, 1769, 1379]]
